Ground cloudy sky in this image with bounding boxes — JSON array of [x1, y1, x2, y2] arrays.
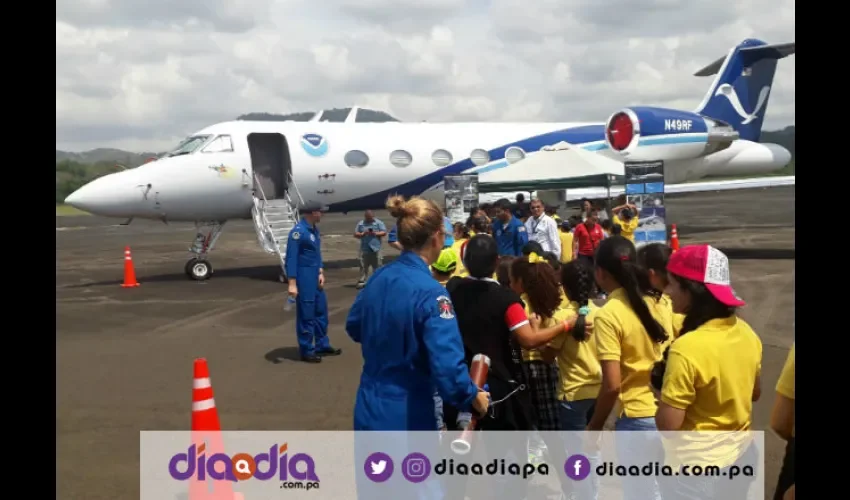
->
[[56, 0, 795, 153]]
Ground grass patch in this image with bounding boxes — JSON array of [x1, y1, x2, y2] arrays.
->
[[56, 204, 90, 216]]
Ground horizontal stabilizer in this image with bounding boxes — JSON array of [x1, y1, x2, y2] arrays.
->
[[694, 42, 796, 77]]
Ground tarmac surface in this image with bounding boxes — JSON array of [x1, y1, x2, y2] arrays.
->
[[57, 186, 795, 499]]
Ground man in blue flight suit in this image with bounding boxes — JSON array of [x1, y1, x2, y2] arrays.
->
[[491, 198, 529, 256], [285, 200, 342, 363], [387, 226, 402, 251], [443, 216, 454, 248]]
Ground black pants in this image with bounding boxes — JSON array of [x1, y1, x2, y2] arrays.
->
[[773, 437, 795, 500]]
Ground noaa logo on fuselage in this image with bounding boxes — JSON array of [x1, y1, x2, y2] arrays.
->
[[301, 134, 329, 157]]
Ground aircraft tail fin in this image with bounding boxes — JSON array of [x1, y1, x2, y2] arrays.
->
[[693, 39, 795, 142]]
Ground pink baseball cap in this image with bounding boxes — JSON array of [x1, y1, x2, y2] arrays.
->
[[667, 244, 746, 307]]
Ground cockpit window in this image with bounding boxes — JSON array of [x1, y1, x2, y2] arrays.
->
[[202, 135, 234, 153], [167, 135, 212, 157]]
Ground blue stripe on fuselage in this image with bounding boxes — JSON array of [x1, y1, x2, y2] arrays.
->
[[326, 125, 703, 212]]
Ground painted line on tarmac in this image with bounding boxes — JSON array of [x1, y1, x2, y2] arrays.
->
[[57, 225, 124, 231], [145, 281, 352, 335]]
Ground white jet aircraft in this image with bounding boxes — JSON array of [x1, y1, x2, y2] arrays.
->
[[64, 38, 795, 281]]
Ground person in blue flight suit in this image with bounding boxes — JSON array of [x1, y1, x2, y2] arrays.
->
[[443, 216, 454, 248], [346, 194, 490, 430], [347, 195, 490, 500], [491, 198, 529, 256], [285, 200, 342, 363], [387, 225, 403, 251]]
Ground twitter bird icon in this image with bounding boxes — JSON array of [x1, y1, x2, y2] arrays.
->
[[371, 460, 387, 474], [364, 452, 394, 482]]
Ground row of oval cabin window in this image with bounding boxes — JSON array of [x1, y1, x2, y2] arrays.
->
[[344, 147, 528, 169]]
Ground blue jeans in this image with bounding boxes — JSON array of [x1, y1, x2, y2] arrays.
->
[[433, 391, 444, 430], [615, 416, 662, 500], [558, 399, 599, 500]]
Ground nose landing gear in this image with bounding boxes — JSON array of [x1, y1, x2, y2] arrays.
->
[[185, 221, 226, 281]]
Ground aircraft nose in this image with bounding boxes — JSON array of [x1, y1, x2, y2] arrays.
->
[[63, 187, 86, 210], [63, 174, 135, 217]]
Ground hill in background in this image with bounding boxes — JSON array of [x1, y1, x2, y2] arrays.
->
[[760, 126, 795, 159], [56, 108, 795, 202]]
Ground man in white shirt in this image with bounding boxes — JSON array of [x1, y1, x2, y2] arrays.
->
[[525, 199, 561, 256]]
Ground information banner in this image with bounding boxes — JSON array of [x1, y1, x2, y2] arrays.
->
[[444, 174, 479, 223], [140, 430, 765, 500], [624, 161, 666, 246]]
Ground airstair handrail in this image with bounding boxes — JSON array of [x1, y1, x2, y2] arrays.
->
[[251, 174, 275, 239], [253, 173, 270, 205], [288, 173, 305, 206]]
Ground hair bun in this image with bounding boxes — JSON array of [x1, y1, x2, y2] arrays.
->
[[386, 195, 410, 218]]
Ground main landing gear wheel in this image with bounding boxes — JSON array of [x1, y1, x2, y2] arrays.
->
[[188, 259, 213, 281]]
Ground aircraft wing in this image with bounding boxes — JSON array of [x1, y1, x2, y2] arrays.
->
[[480, 176, 794, 203]]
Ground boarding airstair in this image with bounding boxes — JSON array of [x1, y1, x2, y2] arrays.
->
[[251, 174, 304, 282]]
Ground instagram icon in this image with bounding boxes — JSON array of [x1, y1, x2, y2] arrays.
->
[[401, 453, 432, 483]]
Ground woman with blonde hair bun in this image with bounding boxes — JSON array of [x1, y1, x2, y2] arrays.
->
[[347, 195, 490, 431], [348, 195, 491, 499]]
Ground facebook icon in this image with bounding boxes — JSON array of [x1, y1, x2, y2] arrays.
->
[[565, 454, 592, 481]]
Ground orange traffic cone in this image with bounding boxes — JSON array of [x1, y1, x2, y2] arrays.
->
[[670, 224, 680, 252], [190, 358, 242, 500], [192, 358, 221, 431], [121, 246, 140, 287]]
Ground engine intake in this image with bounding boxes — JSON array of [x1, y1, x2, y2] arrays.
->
[[605, 107, 739, 161]]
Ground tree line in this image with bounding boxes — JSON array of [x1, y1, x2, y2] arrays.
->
[[55, 160, 126, 203]]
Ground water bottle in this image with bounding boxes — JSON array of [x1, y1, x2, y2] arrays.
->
[[284, 296, 296, 312]]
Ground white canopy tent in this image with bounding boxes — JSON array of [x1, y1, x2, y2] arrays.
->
[[477, 141, 625, 193]]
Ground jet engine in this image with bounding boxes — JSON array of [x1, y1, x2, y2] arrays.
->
[[604, 106, 739, 161]]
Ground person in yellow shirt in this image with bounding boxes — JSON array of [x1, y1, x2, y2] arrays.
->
[[543, 259, 602, 499], [611, 203, 640, 243], [509, 253, 564, 464], [547, 260, 601, 426], [545, 205, 562, 224], [771, 343, 795, 500], [557, 221, 574, 264], [637, 243, 685, 337], [430, 247, 458, 286], [652, 244, 761, 497], [539, 251, 571, 308], [450, 222, 470, 277], [586, 236, 674, 500], [494, 255, 515, 287]]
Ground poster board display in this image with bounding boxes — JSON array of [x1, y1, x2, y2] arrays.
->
[[624, 161, 667, 246], [444, 174, 479, 223]]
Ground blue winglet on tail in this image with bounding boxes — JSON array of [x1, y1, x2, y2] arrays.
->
[[694, 39, 795, 142]]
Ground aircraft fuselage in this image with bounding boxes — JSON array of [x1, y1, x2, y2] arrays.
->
[[64, 120, 791, 222]]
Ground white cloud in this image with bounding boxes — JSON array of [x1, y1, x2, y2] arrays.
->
[[56, 0, 795, 152]]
